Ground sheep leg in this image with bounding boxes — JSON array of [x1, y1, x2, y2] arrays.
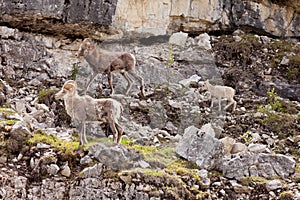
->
[[121, 72, 134, 95], [82, 121, 88, 144], [232, 100, 237, 112], [107, 113, 118, 143], [224, 98, 237, 112], [210, 98, 214, 108], [107, 72, 115, 95], [79, 121, 87, 145], [85, 73, 98, 94], [115, 123, 123, 143], [218, 97, 222, 111], [128, 70, 145, 97]]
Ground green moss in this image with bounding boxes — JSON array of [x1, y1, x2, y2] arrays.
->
[[37, 89, 59, 104], [196, 191, 210, 199], [290, 54, 300, 65], [28, 130, 79, 155], [131, 144, 157, 154], [0, 119, 19, 126], [239, 176, 268, 186], [0, 108, 16, 116], [279, 191, 294, 200], [295, 164, 300, 174], [120, 138, 134, 146]]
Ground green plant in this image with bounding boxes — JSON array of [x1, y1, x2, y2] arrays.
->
[[70, 63, 79, 80], [239, 130, 253, 145], [258, 88, 282, 113], [256, 88, 298, 136], [37, 89, 59, 104]]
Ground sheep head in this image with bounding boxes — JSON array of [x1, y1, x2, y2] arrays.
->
[[198, 80, 210, 92], [77, 38, 95, 57], [55, 80, 77, 100]]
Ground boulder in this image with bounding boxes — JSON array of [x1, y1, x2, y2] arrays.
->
[[265, 179, 282, 191], [248, 143, 267, 153], [169, 32, 188, 47], [231, 142, 247, 154], [195, 33, 212, 50], [176, 124, 225, 169], [220, 137, 235, 155], [217, 152, 295, 179], [88, 142, 144, 170]]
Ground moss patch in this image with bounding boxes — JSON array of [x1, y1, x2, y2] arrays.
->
[[28, 130, 79, 155]]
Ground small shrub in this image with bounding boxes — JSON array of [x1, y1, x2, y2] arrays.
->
[[257, 88, 299, 136], [37, 89, 59, 106], [70, 63, 79, 80]]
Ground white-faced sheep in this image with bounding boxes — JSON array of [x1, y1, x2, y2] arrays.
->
[[77, 38, 145, 97], [55, 80, 123, 145], [199, 80, 237, 112]]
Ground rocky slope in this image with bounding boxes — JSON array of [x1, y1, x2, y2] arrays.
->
[[0, 24, 299, 199], [0, 0, 300, 199]]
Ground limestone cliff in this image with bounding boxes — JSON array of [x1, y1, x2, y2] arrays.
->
[[0, 0, 299, 38]]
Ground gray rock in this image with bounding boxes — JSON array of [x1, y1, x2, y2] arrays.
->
[[47, 164, 60, 175], [13, 176, 27, 189], [80, 155, 93, 165], [169, 31, 188, 47], [89, 142, 143, 170], [138, 160, 150, 168], [217, 152, 295, 179], [231, 142, 247, 154], [195, 33, 212, 50], [81, 163, 104, 178], [265, 179, 282, 191], [37, 143, 51, 149], [61, 165, 71, 177], [0, 155, 7, 164], [248, 143, 267, 153], [197, 169, 211, 186], [176, 124, 225, 169], [179, 74, 202, 88], [220, 136, 235, 155], [258, 153, 295, 178]]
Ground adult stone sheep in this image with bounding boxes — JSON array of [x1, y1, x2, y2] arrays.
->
[[77, 38, 145, 97], [199, 80, 237, 112], [55, 80, 123, 145]]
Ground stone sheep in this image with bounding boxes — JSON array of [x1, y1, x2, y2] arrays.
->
[[77, 38, 145, 97], [199, 80, 237, 112], [55, 80, 123, 145]]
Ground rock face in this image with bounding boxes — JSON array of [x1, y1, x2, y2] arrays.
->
[[1, 0, 118, 38], [1, 0, 299, 38], [176, 125, 225, 169], [88, 143, 145, 170], [217, 152, 296, 179]]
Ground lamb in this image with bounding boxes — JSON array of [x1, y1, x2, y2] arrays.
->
[[77, 38, 145, 97], [199, 80, 237, 112], [55, 80, 123, 145]]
